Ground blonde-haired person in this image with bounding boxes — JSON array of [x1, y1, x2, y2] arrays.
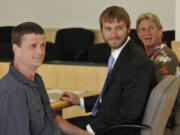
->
[[136, 12, 180, 81]]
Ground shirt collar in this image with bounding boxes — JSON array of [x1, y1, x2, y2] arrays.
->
[[111, 36, 130, 64], [9, 63, 40, 87], [150, 42, 167, 57], [154, 42, 167, 50]]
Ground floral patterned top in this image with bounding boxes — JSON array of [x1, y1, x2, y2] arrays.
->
[[150, 42, 180, 81]]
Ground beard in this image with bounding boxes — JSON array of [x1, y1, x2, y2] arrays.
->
[[105, 33, 128, 50]]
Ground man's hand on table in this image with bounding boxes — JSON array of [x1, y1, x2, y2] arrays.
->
[[60, 91, 80, 105]]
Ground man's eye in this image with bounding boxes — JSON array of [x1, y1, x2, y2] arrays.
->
[[30, 44, 36, 48], [105, 27, 111, 31], [117, 27, 122, 30], [140, 28, 145, 32], [149, 27, 154, 30], [41, 44, 46, 48]]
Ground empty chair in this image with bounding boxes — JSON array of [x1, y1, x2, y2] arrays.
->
[[0, 26, 14, 61], [97, 75, 180, 135], [88, 43, 111, 63], [0, 42, 13, 61], [130, 29, 145, 50], [162, 30, 175, 49], [0, 26, 14, 43], [55, 28, 94, 61], [44, 41, 59, 62]]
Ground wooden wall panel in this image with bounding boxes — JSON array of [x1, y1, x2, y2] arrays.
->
[[0, 62, 107, 91], [171, 41, 180, 61]]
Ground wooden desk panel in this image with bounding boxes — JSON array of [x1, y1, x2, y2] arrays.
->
[[0, 62, 107, 91], [37, 63, 107, 91], [0, 62, 9, 77]]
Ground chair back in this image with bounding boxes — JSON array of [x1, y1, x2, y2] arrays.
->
[[0, 42, 13, 61], [55, 28, 94, 61], [0, 26, 14, 43], [141, 75, 180, 135], [88, 43, 111, 63]]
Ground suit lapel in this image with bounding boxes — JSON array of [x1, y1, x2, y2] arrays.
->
[[104, 40, 132, 91]]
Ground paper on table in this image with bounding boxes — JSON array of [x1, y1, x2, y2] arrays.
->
[[47, 89, 88, 103]]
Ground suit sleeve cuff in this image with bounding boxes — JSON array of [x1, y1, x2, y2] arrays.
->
[[86, 124, 95, 134]]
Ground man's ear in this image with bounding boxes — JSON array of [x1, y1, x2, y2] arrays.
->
[[127, 27, 131, 35], [137, 30, 140, 38], [159, 29, 163, 39], [12, 44, 20, 54]]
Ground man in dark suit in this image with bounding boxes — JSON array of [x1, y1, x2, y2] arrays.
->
[[61, 6, 157, 135]]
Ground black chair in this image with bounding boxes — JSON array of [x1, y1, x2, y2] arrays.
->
[[44, 41, 59, 62], [0, 42, 13, 61], [0, 26, 14, 43], [55, 28, 94, 61], [162, 30, 175, 49], [88, 43, 111, 63], [0, 26, 14, 61], [130, 29, 145, 50]]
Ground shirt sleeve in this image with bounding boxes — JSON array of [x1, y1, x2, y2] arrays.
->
[[0, 92, 30, 135], [151, 47, 180, 81], [86, 124, 95, 134], [80, 97, 85, 109]]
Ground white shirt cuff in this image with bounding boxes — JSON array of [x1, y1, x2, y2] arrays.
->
[[86, 124, 95, 134], [80, 98, 85, 109]]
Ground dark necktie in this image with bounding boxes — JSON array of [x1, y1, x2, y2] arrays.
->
[[91, 54, 115, 116]]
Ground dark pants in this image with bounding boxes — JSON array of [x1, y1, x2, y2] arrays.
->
[[67, 115, 93, 130], [67, 115, 140, 135], [99, 127, 140, 135]]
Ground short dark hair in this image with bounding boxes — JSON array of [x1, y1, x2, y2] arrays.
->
[[11, 22, 45, 47], [99, 6, 131, 29]]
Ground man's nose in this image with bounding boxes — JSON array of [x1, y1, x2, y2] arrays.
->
[[144, 29, 151, 35], [111, 29, 118, 37], [36, 46, 45, 54]]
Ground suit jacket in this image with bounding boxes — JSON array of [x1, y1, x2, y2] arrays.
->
[[84, 39, 157, 134]]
